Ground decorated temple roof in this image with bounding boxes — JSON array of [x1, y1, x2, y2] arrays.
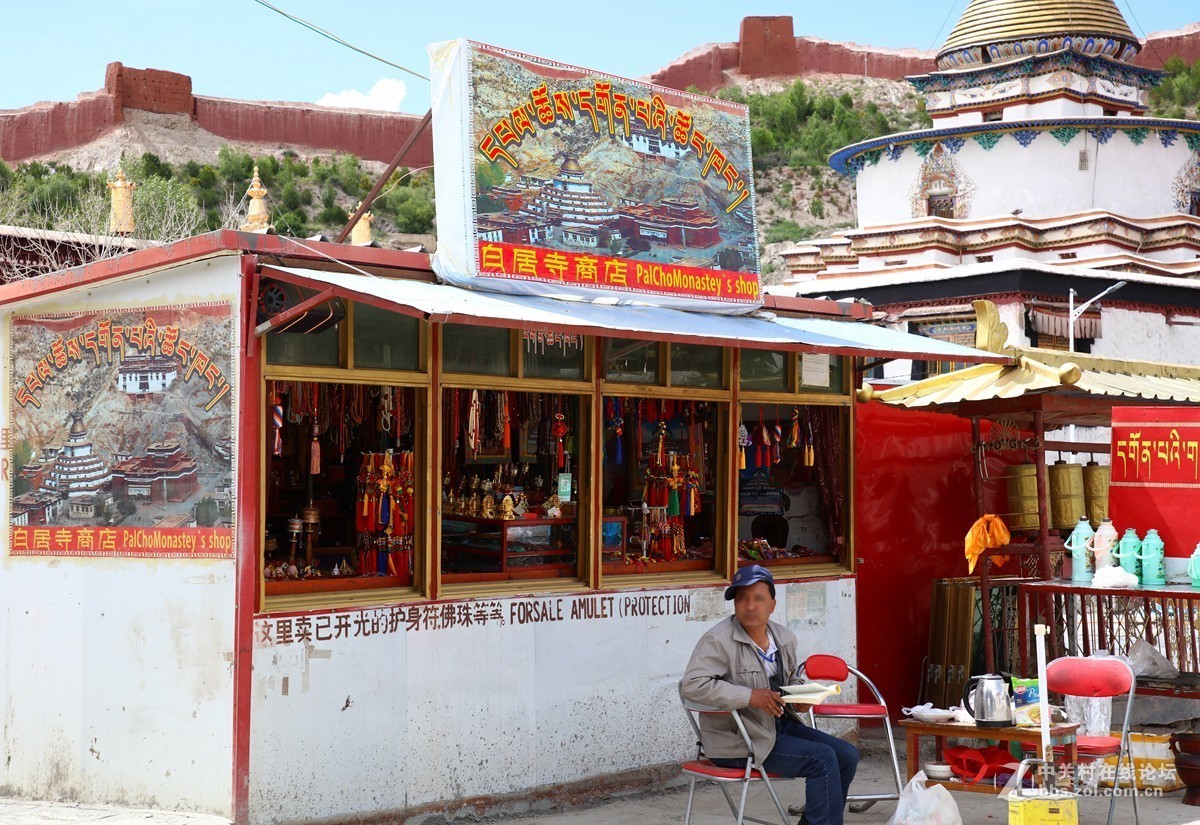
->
[[938, 0, 1139, 69]]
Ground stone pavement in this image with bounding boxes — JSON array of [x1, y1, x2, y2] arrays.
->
[[5, 749, 1200, 825]]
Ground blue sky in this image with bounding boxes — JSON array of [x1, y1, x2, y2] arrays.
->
[[1, 1, 1195, 113]]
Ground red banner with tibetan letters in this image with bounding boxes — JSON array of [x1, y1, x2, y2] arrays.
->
[[1109, 407, 1200, 558]]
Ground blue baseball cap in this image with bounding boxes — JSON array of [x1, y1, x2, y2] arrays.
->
[[724, 564, 776, 600]]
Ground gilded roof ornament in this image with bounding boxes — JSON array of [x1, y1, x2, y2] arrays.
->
[[240, 166, 273, 233], [107, 169, 136, 235]]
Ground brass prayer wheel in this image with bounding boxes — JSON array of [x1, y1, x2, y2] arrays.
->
[[1083, 461, 1110, 528], [1005, 464, 1040, 530], [1049, 460, 1086, 529]]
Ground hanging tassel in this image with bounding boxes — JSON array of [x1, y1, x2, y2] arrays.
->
[[789, 407, 800, 449], [550, 412, 569, 470], [667, 486, 680, 517], [737, 423, 750, 470], [773, 422, 783, 464], [272, 388, 284, 456], [309, 422, 321, 475]]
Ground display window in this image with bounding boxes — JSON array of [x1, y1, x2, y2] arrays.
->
[[439, 388, 586, 583], [263, 380, 422, 598], [600, 395, 725, 575], [734, 402, 847, 569]]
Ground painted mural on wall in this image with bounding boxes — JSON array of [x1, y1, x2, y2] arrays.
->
[[909, 142, 976, 220], [8, 302, 235, 558], [429, 39, 761, 311]]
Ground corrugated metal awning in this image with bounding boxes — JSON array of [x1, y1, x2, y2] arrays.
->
[[258, 264, 1009, 363], [862, 346, 1200, 425]]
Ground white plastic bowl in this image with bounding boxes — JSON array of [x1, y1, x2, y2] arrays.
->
[[923, 763, 954, 781]]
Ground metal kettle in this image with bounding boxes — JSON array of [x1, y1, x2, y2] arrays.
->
[[961, 673, 1014, 728]]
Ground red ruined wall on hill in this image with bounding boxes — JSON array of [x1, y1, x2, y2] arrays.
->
[[0, 62, 433, 166], [0, 92, 120, 163], [193, 97, 432, 166]]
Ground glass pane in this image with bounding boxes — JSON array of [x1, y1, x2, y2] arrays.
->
[[798, 352, 839, 391], [605, 338, 659, 384], [602, 396, 721, 576], [354, 304, 420, 371], [263, 381, 419, 597], [522, 330, 585, 380], [443, 324, 510, 375], [740, 350, 788, 392], [441, 390, 581, 581], [670, 343, 723, 388], [735, 403, 844, 568], [266, 324, 340, 367]]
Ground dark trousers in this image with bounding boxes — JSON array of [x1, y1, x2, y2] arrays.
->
[[712, 716, 858, 825]]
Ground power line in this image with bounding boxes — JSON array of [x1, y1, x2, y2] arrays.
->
[[927, 0, 963, 54], [1120, 0, 1167, 70], [250, 0, 429, 81]]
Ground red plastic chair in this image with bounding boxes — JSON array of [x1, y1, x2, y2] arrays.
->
[[1018, 656, 1139, 825], [680, 694, 795, 825], [798, 654, 903, 812]]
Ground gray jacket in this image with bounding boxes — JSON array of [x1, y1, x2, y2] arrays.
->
[[679, 616, 799, 765]]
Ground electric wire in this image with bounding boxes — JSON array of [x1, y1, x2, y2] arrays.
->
[[926, 0, 963, 54], [250, 0, 429, 81], [1120, 0, 1167, 70]]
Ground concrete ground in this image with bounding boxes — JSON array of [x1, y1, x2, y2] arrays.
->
[[5, 733, 1200, 825]]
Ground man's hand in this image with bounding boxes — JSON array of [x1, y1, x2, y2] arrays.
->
[[789, 703, 812, 714], [748, 689, 785, 718]]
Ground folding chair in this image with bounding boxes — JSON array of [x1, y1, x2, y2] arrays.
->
[[799, 654, 903, 813], [1018, 655, 1139, 825], [681, 695, 794, 825]]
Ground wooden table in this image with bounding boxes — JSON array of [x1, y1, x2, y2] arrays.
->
[[898, 719, 1079, 795]]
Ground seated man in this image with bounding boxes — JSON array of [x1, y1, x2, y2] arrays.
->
[[681, 565, 858, 825]]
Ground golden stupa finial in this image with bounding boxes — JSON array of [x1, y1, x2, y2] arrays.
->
[[240, 166, 272, 233], [350, 202, 374, 245], [107, 169, 136, 235]]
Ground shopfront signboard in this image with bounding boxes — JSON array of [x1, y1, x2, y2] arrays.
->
[[428, 39, 761, 313], [1109, 406, 1200, 558], [7, 302, 235, 558]]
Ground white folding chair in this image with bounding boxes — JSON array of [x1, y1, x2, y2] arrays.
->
[[681, 696, 794, 825]]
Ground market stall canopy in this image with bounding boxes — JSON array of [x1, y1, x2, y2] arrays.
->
[[859, 300, 1200, 427], [258, 264, 1009, 363]]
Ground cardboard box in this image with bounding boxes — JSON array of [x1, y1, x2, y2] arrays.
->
[[1096, 731, 1183, 791], [1008, 790, 1079, 825]]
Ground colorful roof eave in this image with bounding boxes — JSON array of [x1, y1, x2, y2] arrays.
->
[[828, 117, 1200, 176], [861, 348, 1200, 414], [906, 49, 1165, 92]]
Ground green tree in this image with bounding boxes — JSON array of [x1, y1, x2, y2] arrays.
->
[[195, 497, 219, 527]]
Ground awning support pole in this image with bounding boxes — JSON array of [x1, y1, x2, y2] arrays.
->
[[337, 108, 433, 244], [253, 287, 337, 336]]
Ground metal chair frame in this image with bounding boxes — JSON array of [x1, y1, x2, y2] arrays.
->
[[1044, 655, 1140, 825], [681, 698, 794, 825], [798, 655, 904, 808]]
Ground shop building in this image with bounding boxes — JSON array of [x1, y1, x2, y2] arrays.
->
[[0, 229, 1000, 823]]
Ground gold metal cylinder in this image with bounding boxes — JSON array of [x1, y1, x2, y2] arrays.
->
[[1083, 461, 1110, 528], [1049, 460, 1086, 530], [1005, 464, 1040, 530]]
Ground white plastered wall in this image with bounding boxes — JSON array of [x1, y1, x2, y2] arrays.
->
[[248, 578, 856, 823], [0, 257, 241, 815]]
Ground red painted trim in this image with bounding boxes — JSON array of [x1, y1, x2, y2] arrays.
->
[[427, 325, 442, 602], [763, 293, 872, 319], [232, 252, 261, 824]]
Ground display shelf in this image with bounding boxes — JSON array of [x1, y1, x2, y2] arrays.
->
[[441, 515, 578, 579]]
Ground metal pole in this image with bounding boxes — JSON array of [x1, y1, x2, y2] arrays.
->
[[1068, 288, 1076, 353], [337, 108, 433, 244]]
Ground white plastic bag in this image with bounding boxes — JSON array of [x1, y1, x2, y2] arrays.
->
[[887, 771, 962, 825], [1128, 638, 1179, 679]]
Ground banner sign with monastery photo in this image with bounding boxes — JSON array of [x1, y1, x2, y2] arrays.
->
[[7, 302, 235, 559], [428, 39, 761, 313]]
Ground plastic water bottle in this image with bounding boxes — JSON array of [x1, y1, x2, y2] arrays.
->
[[1140, 529, 1166, 586], [1113, 528, 1142, 582], [1065, 516, 1095, 583]]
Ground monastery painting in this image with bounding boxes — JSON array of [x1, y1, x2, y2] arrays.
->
[[8, 302, 235, 555], [470, 43, 758, 274]]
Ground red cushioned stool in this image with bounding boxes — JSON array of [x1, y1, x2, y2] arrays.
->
[[798, 654, 903, 813]]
